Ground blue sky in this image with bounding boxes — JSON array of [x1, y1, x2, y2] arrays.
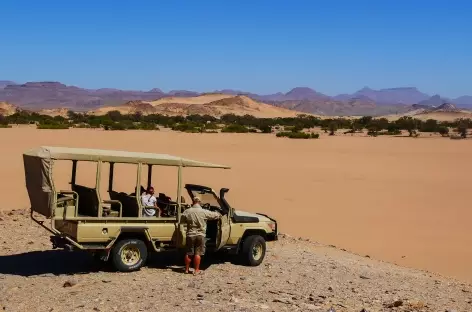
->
[[1, 0, 471, 97]]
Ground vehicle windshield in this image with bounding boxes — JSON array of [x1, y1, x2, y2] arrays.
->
[[189, 189, 221, 208]]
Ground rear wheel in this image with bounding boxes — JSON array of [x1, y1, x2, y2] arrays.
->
[[110, 238, 148, 272], [240, 235, 266, 266]]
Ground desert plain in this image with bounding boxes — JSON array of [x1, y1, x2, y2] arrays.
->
[[0, 125, 471, 284]]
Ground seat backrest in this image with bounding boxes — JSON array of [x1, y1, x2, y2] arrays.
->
[[73, 184, 100, 217], [126, 195, 141, 217], [108, 190, 141, 217]]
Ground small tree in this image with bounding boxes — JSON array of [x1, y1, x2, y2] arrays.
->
[[457, 122, 468, 138], [438, 126, 449, 137], [258, 124, 272, 133], [328, 121, 337, 136]]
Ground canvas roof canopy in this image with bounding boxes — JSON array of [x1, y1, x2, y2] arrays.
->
[[23, 146, 231, 168], [23, 146, 230, 218]]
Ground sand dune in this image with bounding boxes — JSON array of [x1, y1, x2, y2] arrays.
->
[[383, 109, 472, 121], [0, 102, 17, 116], [93, 94, 305, 118], [1, 127, 472, 282], [147, 93, 233, 106], [37, 107, 70, 118]]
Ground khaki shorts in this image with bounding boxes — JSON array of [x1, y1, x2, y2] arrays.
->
[[186, 235, 205, 256]]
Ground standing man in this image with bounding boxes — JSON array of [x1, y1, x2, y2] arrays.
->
[[181, 196, 221, 275]]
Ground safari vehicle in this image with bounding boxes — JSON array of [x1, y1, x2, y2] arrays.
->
[[23, 146, 278, 272]]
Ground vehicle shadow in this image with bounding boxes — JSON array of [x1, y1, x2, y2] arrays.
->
[[0, 249, 241, 277], [0, 249, 105, 277]]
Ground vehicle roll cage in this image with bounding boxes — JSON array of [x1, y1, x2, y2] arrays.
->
[[23, 146, 231, 238]]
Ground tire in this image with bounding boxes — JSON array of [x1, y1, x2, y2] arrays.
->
[[239, 235, 266, 266], [110, 238, 148, 272]]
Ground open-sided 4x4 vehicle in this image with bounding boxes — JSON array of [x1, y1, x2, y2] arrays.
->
[[23, 146, 278, 272]]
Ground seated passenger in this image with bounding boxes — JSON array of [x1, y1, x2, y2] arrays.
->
[[141, 186, 161, 217]]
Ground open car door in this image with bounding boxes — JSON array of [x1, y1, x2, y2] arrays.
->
[[184, 184, 231, 251], [215, 188, 232, 250], [215, 210, 231, 250]]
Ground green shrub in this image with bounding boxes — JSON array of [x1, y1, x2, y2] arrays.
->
[[457, 122, 468, 138], [258, 125, 272, 133], [221, 124, 249, 133], [328, 121, 337, 136], [0, 124, 12, 128], [438, 126, 449, 137], [204, 122, 219, 130], [73, 123, 91, 128], [138, 122, 159, 130], [276, 131, 318, 139], [171, 122, 204, 133], [104, 123, 126, 130], [37, 123, 69, 129]]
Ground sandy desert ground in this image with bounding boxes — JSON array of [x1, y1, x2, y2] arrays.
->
[[1, 210, 471, 312], [0, 126, 471, 284]]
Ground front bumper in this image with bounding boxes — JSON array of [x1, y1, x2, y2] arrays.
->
[[256, 212, 278, 241]]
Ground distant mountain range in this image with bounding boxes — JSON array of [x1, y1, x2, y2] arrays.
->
[[0, 80, 470, 116]]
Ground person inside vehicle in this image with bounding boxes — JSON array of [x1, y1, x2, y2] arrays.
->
[[181, 196, 221, 275], [141, 186, 161, 217]]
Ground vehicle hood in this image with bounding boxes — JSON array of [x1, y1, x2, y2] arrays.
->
[[233, 209, 273, 222]]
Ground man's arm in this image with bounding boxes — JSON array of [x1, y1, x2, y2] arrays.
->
[[204, 210, 222, 220]]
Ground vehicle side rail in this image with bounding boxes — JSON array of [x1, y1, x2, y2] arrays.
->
[[59, 190, 79, 216], [102, 199, 123, 217]]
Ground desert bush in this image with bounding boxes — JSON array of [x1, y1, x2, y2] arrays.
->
[[221, 124, 249, 133], [276, 131, 318, 139], [37, 123, 70, 129], [0, 124, 12, 128], [420, 119, 439, 132], [450, 135, 464, 140], [138, 122, 159, 130], [438, 126, 449, 137], [258, 124, 272, 133], [456, 122, 468, 138], [73, 123, 91, 128], [172, 122, 204, 133], [204, 122, 219, 130], [328, 121, 337, 136], [104, 122, 126, 130]]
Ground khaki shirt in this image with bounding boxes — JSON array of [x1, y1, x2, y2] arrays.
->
[[181, 204, 221, 237]]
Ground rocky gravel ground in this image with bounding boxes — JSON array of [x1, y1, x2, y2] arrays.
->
[[0, 209, 471, 312]]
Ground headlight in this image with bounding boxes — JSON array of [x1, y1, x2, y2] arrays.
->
[[268, 222, 276, 231]]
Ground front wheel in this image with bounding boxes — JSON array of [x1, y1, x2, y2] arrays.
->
[[110, 238, 148, 272], [240, 235, 266, 266]]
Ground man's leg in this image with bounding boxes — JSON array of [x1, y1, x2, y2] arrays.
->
[[184, 254, 192, 274], [185, 236, 195, 274], [193, 236, 205, 275]]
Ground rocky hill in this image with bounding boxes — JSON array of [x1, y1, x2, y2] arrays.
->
[[0, 81, 167, 110], [336, 87, 430, 105], [1, 79, 471, 116], [0, 210, 471, 312], [384, 102, 472, 121]]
